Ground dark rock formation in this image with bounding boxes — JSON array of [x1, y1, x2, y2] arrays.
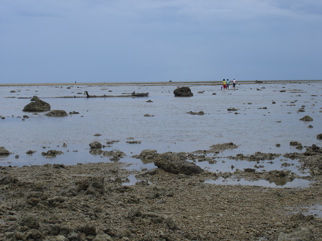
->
[[154, 152, 203, 175], [102, 150, 126, 162], [23, 96, 51, 112], [45, 110, 68, 117], [41, 150, 63, 158], [173, 87, 193, 97], [89, 142, 103, 149], [0, 147, 10, 156], [133, 149, 158, 164], [300, 115, 313, 121], [187, 111, 205, 115]]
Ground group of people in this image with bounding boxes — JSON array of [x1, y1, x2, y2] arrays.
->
[[221, 78, 236, 90]]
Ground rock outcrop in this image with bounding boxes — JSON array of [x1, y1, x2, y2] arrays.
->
[[173, 87, 193, 97], [300, 115, 313, 121], [154, 152, 203, 175], [23, 96, 51, 112], [45, 110, 68, 117], [0, 147, 10, 156]]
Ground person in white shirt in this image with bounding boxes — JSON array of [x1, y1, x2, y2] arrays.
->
[[232, 78, 236, 90]]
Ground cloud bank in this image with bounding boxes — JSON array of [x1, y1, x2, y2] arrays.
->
[[1, 0, 321, 83]]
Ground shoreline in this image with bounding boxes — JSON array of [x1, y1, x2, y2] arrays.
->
[[1, 79, 322, 87]]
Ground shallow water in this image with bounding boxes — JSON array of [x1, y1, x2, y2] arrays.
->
[[1, 82, 322, 187]]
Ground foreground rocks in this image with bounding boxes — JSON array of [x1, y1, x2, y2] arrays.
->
[[0, 162, 321, 241], [153, 152, 204, 175]]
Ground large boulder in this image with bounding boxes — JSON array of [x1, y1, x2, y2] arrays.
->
[[0, 147, 10, 156], [45, 110, 68, 117], [23, 96, 51, 112], [154, 152, 203, 175], [173, 87, 193, 97]]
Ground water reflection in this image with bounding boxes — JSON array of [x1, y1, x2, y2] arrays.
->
[[205, 177, 312, 188]]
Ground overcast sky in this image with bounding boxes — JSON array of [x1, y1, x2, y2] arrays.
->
[[1, 0, 322, 84]]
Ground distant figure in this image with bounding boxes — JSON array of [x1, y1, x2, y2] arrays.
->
[[221, 79, 227, 90], [84, 91, 90, 98], [226, 79, 230, 90], [232, 78, 236, 90]]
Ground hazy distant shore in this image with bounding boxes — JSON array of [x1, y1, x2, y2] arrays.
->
[[1, 79, 321, 87]]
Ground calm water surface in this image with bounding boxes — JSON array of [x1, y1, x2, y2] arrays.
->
[[1, 82, 322, 187]]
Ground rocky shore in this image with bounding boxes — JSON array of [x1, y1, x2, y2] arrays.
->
[[1, 144, 322, 241]]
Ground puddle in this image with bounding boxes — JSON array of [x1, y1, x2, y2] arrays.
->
[[305, 204, 322, 218], [205, 177, 312, 188], [123, 174, 138, 186], [286, 204, 322, 218]]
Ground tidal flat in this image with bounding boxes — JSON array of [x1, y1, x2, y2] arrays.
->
[[0, 80, 322, 240]]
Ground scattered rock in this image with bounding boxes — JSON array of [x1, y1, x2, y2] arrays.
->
[[133, 149, 158, 163], [316, 133, 322, 140], [41, 150, 63, 158], [173, 87, 193, 97], [89, 141, 103, 149], [23, 96, 51, 112], [126, 140, 142, 144], [290, 141, 303, 149], [300, 115, 313, 121], [187, 111, 205, 115], [208, 142, 238, 153], [102, 150, 126, 161], [26, 150, 36, 155], [69, 111, 80, 115], [227, 108, 238, 111], [45, 110, 68, 117]]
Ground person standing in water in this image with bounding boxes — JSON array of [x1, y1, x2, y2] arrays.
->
[[226, 79, 230, 90], [232, 78, 236, 90], [222, 79, 227, 90]]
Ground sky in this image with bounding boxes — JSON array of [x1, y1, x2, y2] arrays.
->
[[1, 0, 322, 84]]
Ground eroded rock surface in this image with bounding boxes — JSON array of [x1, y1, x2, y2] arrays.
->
[[23, 96, 51, 112], [173, 87, 193, 97], [45, 110, 68, 117], [0, 147, 10, 156]]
